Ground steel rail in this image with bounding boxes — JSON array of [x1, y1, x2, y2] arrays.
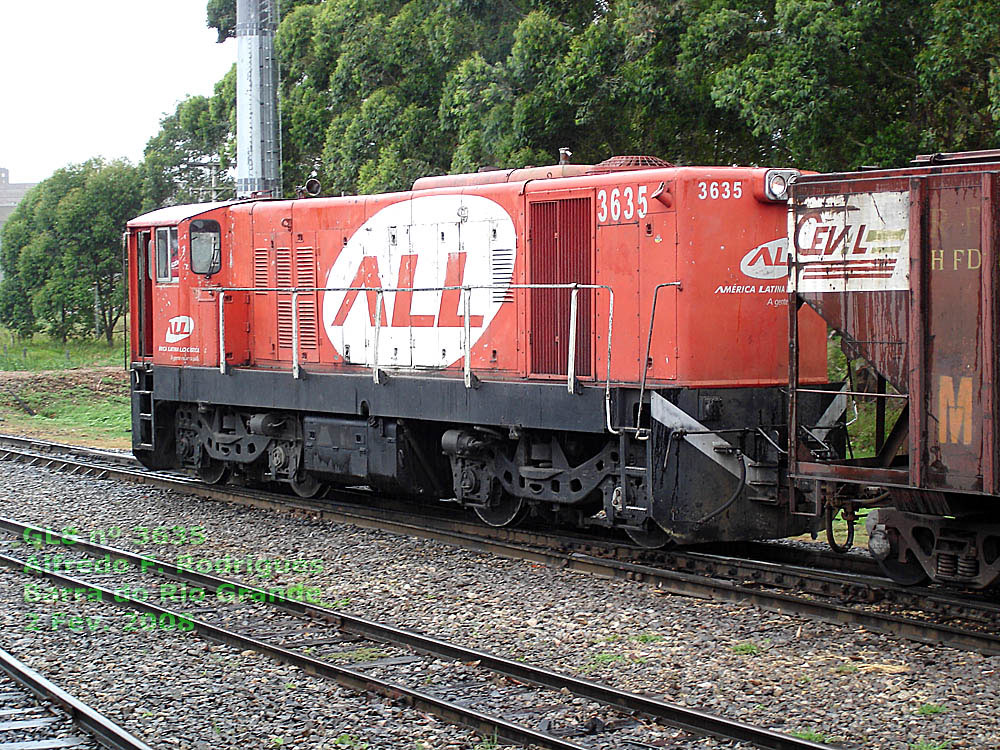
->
[[0, 550, 589, 750], [0, 543, 834, 750], [1, 518, 831, 750], [1, 440, 999, 656], [0, 646, 154, 750]]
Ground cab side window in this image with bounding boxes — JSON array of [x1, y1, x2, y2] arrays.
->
[[190, 219, 222, 276], [155, 227, 179, 283]]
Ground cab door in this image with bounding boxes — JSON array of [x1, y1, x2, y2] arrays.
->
[[133, 230, 153, 359]]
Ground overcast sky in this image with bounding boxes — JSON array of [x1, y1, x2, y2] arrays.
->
[[0, 1, 235, 184]]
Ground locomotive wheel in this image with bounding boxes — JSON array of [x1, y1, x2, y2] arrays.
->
[[197, 458, 229, 485], [474, 494, 528, 527], [875, 551, 929, 587], [625, 522, 671, 549], [289, 472, 324, 499]]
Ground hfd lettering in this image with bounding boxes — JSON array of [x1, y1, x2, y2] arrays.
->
[[332, 252, 484, 328]]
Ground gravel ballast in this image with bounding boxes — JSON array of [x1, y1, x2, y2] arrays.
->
[[1, 461, 998, 749]]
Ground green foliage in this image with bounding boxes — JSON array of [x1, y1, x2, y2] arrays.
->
[[916, 703, 948, 716], [731, 641, 762, 655], [11, 0, 999, 347], [910, 742, 950, 750], [0, 160, 142, 343], [156, 0, 1000, 202]]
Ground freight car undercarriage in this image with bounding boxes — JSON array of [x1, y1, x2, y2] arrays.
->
[[133, 364, 818, 547]]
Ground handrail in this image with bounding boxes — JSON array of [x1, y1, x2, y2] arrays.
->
[[213, 283, 616, 430], [633, 281, 683, 438]]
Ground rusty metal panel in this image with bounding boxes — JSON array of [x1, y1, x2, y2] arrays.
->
[[982, 174, 999, 494], [529, 198, 592, 376], [923, 177, 984, 492], [790, 185, 912, 391], [908, 178, 927, 488], [791, 166, 1000, 496]]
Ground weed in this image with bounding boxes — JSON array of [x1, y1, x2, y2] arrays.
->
[[632, 632, 664, 643], [909, 742, 950, 750], [600, 634, 623, 643], [586, 653, 627, 671], [791, 729, 833, 743], [474, 735, 499, 750], [335, 736, 369, 749], [319, 597, 351, 609], [835, 663, 859, 674], [916, 703, 948, 716], [271, 738, 284, 747], [731, 642, 761, 655], [328, 647, 386, 663], [284, 682, 297, 690]]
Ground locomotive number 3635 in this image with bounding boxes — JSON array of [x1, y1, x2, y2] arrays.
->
[[597, 186, 648, 224]]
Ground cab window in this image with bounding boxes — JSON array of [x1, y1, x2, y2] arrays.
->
[[155, 227, 179, 283], [190, 219, 222, 276]]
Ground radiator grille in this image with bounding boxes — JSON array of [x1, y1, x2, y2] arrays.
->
[[529, 198, 592, 376]]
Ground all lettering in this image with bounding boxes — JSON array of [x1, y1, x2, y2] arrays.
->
[[332, 251, 485, 328]]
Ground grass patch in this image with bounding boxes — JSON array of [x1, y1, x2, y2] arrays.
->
[[0, 375, 131, 449], [916, 703, 948, 716], [0, 332, 123, 372], [730, 642, 762, 655], [589, 653, 627, 666], [910, 742, 950, 750], [834, 663, 859, 674]]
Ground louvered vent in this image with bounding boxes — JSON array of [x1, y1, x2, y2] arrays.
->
[[276, 247, 293, 348], [491, 246, 515, 303], [253, 247, 269, 293], [295, 246, 318, 349]]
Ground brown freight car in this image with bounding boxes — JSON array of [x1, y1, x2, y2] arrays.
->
[[787, 150, 1000, 587]]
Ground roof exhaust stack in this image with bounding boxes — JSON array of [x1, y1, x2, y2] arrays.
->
[[236, 0, 282, 198]]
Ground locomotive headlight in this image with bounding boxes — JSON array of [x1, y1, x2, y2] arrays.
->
[[763, 169, 798, 201], [768, 173, 787, 197]]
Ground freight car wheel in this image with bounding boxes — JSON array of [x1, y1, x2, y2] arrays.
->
[[197, 458, 228, 485], [474, 494, 527, 527], [289, 472, 324, 499], [875, 552, 929, 587], [625, 522, 671, 549]]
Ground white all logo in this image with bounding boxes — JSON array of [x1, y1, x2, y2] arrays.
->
[[321, 195, 517, 368], [165, 315, 194, 343], [740, 238, 789, 280]]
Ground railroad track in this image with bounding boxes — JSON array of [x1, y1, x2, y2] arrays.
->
[[1, 435, 999, 658], [0, 517, 831, 750], [0, 644, 152, 750]]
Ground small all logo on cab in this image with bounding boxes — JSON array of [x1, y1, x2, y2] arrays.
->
[[165, 315, 194, 344], [740, 238, 789, 280]]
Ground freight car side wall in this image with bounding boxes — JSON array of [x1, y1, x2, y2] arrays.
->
[[790, 168, 1000, 496]]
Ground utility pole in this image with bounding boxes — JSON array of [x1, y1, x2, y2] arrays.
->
[[236, 0, 282, 198]]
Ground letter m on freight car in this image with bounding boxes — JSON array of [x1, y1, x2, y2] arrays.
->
[[938, 375, 973, 445]]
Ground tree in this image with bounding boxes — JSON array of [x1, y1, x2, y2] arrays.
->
[[0, 160, 143, 343]]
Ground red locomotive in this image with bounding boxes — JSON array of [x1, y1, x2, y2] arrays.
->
[[788, 150, 1000, 587], [127, 156, 831, 548]]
